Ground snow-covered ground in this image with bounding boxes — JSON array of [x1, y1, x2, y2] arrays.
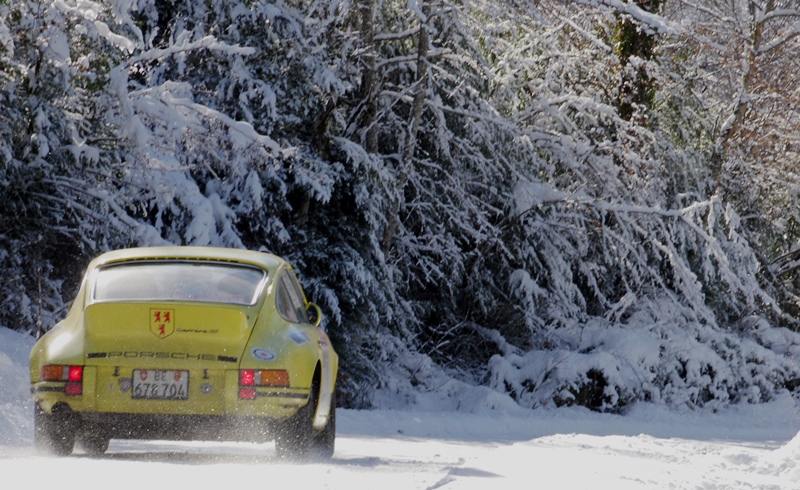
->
[[3, 326, 800, 489]]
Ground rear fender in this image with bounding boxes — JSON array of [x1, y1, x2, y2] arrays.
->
[[312, 331, 337, 430], [241, 328, 318, 390], [30, 320, 85, 384]]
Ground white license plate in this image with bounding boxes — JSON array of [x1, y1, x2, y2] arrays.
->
[[132, 369, 189, 400]]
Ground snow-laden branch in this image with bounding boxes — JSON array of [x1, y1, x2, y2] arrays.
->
[[42, 176, 168, 245], [161, 93, 282, 155], [379, 89, 561, 141], [513, 188, 770, 309], [768, 245, 800, 276], [93, 20, 136, 54], [757, 24, 800, 54], [376, 47, 450, 69], [678, 0, 733, 24], [128, 82, 284, 155], [756, 8, 800, 25], [513, 188, 717, 225], [374, 27, 420, 42], [54, 0, 138, 53], [559, 14, 612, 52], [127, 34, 255, 66], [576, 0, 680, 35]]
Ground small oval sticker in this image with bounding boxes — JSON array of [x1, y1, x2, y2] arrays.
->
[[289, 330, 309, 345], [252, 348, 276, 361]]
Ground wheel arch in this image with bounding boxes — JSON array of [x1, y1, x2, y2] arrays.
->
[[312, 358, 334, 430]]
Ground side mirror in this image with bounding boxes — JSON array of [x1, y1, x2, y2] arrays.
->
[[307, 302, 323, 328]]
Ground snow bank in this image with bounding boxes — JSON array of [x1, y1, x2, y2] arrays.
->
[[344, 393, 800, 444], [370, 344, 528, 415], [0, 327, 34, 446], [487, 299, 800, 412]]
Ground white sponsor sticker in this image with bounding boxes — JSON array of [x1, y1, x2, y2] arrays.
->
[[252, 348, 276, 361], [289, 330, 309, 344]]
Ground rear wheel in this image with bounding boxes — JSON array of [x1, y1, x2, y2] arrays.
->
[[309, 390, 335, 459], [275, 374, 336, 461], [34, 404, 76, 456], [77, 429, 110, 455]]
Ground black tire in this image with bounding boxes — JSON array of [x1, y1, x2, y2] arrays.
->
[[34, 404, 75, 456], [309, 390, 335, 460], [275, 373, 335, 461], [77, 429, 110, 456], [275, 380, 317, 460]]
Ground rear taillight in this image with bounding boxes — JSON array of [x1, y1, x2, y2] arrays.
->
[[41, 364, 83, 382], [239, 369, 255, 386], [238, 387, 257, 400], [41, 364, 84, 396], [64, 382, 82, 396], [238, 369, 289, 399], [41, 365, 65, 381], [68, 366, 83, 382], [258, 370, 289, 387]]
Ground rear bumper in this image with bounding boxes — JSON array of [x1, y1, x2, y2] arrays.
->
[[31, 366, 310, 420], [79, 411, 285, 442], [36, 401, 288, 442]]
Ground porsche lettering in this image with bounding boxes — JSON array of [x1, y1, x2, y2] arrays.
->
[[104, 351, 217, 361]]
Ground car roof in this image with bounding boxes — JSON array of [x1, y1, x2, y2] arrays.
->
[[90, 246, 285, 272]]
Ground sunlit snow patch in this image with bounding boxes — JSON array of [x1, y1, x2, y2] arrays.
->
[[0, 327, 35, 446]]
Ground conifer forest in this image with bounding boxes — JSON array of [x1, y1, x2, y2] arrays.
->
[[3, 0, 800, 412]]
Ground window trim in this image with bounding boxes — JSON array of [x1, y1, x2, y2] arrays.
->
[[275, 276, 299, 323], [90, 260, 269, 307], [284, 272, 309, 324], [275, 270, 310, 324]]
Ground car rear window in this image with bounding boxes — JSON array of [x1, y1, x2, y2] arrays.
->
[[93, 262, 267, 306]]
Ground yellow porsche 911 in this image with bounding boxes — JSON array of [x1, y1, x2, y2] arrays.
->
[[29, 246, 338, 459]]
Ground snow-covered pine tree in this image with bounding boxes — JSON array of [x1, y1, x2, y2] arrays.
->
[[0, 0, 122, 337], [3, 0, 800, 412], [477, 0, 800, 411]]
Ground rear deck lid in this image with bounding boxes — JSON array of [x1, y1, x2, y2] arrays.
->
[[83, 260, 267, 367], [84, 302, 257, 367]]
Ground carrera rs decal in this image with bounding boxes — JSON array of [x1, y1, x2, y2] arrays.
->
[[176, 328, 220, 334]]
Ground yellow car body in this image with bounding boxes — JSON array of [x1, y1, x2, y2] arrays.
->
[[29, 246, 338, 457]]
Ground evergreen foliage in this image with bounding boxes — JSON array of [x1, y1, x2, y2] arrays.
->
[[2, 0, 800, 411]]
